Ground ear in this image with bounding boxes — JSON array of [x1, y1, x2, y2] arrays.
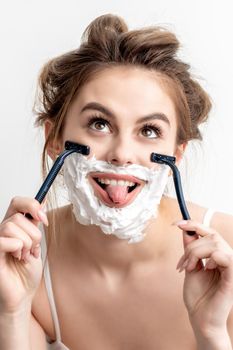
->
[[174, 142, 187, 166], [44, 120, 63, 161]]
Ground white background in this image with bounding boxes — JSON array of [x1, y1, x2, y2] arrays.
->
[[0, 0, 233, 220]]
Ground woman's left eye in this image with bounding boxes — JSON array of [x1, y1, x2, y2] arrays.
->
[[141, 125, 161, 139]]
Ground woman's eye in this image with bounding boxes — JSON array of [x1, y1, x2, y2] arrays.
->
[[89, 119, 110, 133], [141, 126, 160, 139]]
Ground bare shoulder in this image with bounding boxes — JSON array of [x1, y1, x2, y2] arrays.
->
[[209, 210, 233, 246], [172, 196, 233, 245], [186, 198, 233, 244], [163, 195, 233, 240], [209, 210, 233, 231], [162, 195, 208, 222]]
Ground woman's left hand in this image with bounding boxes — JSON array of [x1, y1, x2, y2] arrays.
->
[[176, 220, 233, 334]]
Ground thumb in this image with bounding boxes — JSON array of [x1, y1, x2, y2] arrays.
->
[[182, 229, 199, 249], [173, 220, 199, 249]]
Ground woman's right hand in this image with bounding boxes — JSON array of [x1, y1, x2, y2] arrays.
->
[[0, 197, 48, 314]]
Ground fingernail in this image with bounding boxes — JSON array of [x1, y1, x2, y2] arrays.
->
[[173, 220, 188, 226], [21, 249, 27, 260], [13, 253, 21, 260], [37, 210, 49, 227], [176, 256, 185, 270], [15, 250, 21, 260], [179, 260, 188, 272], [33, 245, 40, 259], [23, 251, 31, 264]]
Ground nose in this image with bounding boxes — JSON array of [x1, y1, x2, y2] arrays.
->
[[106, 135, 136, 166]]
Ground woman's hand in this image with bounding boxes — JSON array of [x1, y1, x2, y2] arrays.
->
[[175, 220, 233, 337], [0, 197, 48, 314]]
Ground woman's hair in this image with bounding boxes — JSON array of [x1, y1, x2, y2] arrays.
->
[[34, 14, 212, 247]]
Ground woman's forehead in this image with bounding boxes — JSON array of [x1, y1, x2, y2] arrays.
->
[[70, 67, 177, 126]]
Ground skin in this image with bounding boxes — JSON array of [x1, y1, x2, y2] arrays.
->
[[1, 66, 233, 349]]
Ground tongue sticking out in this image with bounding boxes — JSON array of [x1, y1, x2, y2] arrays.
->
[[105, 185, 129, 204]]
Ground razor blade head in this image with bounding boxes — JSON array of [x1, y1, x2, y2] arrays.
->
[[65, 141, 90, 155], [150, 153, 176, 164]]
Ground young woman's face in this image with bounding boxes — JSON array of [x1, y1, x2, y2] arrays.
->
[[60, 67, 183, 167]]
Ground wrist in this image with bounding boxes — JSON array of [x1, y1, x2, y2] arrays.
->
[[0, 305, 31, 350], [0, 297, 33, 314], [193, 327, 232, 350]]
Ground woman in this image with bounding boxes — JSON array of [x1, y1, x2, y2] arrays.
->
[[1, 14, 233, 350]]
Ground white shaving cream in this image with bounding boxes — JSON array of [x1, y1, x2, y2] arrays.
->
[[63, 153, 170, 243]]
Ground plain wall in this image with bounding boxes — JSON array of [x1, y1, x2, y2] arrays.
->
[[1, 0, 233, 219]]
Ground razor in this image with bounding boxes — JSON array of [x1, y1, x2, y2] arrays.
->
[[151, 153, 196, 236], [34, 141, 90, 204]]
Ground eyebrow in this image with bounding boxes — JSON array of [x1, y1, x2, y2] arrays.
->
[[81, 102, 171, 127]]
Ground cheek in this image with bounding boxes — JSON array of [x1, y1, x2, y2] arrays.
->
[[162, 128, 178, 154], [61, 122, 88, 147], [62, 131, 108, 159]]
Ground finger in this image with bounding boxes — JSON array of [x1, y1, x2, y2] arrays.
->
[[211, 250, 233, 269], [4, 213, 42, 247], [176, 254, 186, 270], [182, 229, 199, 250], [174, 220, 217, 249], [179, 245, 211, 272], [178, 256, 199, 273], [184, 235, 220, 257], [3, 197, 43, 223], [1, 221, 41, 262], [31, 244, 41, 259], [180, 242, 232, 272], [176, 220, 217, 237], [0, 237, 23, 259], [0, 222, 33, 252], [176, 237, 210, 270], [173, 220, 199, 248], [204, 258, 218, 270]]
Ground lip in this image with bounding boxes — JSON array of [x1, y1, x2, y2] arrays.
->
[[89, 172, 145, 185], [88, 173, 145, 208]]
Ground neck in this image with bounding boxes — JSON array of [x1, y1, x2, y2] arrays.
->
[[59, 197, 171, 275]]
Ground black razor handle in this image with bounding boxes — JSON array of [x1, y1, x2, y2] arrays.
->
[[35, 141, 90, 203], [151, 152, 196, 236], [25, 141, 90, 219]]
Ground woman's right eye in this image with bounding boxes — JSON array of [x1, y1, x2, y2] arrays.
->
[[87, 117, 111, 133]]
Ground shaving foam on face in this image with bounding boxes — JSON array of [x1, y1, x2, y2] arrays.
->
[[63, 153, 170, 243]]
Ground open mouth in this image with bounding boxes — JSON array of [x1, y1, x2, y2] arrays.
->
[[88, 173, 145, 208]]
